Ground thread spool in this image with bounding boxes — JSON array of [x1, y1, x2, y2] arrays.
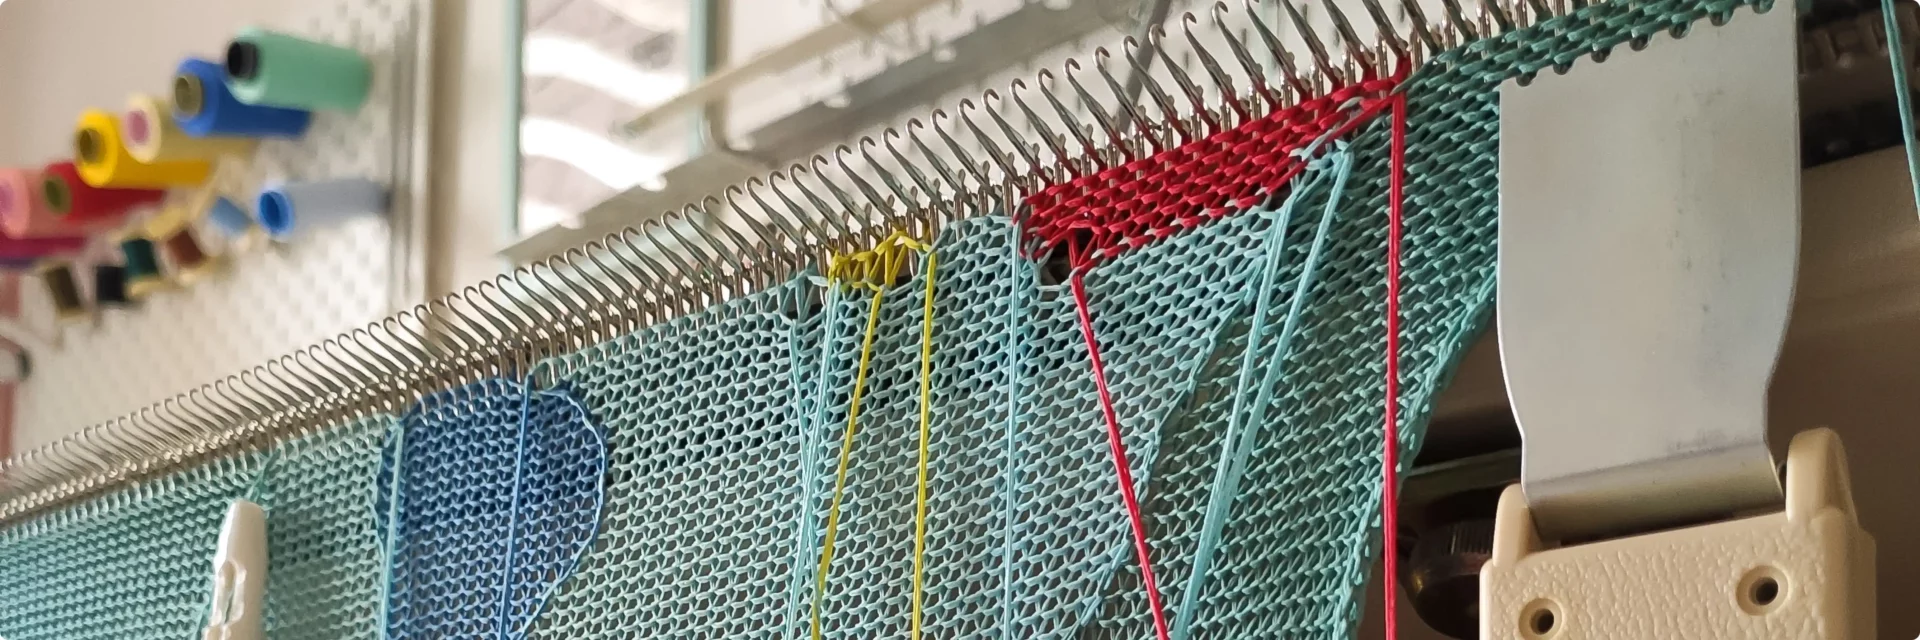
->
[[40, 161, 163, 228], [121, 236, 166, 298], [0, 233, 86, 261], [256, 179, 386, 241], [0, 167, 102, 239], [205, 196, 253, 237], [144, 205, 190, 241], [123, 94, 255, 163], [224, 28, 371, 111], [73, 109, 211, 188], [39, 262, 86, 319], [160, 226, 213, 283], [92, 264, 130, 308], [173, 58, 313, 139]]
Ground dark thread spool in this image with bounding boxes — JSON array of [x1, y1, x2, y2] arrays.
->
[[93, 264, 130, 307], [40, 262, 85, 319], [121, 237, 164, 298], [161, 227, 211, 281], [225, 41, 263, 82]]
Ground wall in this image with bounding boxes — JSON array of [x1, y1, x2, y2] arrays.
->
[[0, 0, 513, 450], [0, 0, 519, 292], [429, 0, 514, 297], [0, 0, 305, 164], [0, 0, 513, 295]]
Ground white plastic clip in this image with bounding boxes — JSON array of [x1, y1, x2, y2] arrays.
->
[[204, 499, 267, 640]]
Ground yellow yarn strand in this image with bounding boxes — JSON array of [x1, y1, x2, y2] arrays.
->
[[810, 231, 932, 640], [909, 250, 938, 640], [808, 289, 887, 640]]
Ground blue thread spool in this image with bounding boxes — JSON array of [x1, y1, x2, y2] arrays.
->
[[172, 58, 312, 138], [121, 236, 164, 298], [206, 196, 253, 237], [256, 179, 386, 241]]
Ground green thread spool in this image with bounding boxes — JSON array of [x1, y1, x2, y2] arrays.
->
[[121, 236, 165, 298], [224, 27, 371, 111]]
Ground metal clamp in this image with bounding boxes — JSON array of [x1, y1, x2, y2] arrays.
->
[[1497, 2, 1798, 541]]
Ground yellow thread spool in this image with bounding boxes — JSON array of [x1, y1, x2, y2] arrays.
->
[[73, 109, 211, 188], [123, 94, 254, 164]]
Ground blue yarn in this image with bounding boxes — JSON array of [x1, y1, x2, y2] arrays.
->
[[1063, 205, 1290, 632], [1171, 143, 1357, 639], [996, 220, 1027, 640], [375, 419, 409, 640], [1168, 153, 1331, 640], [499, 383, 608, 638], [777, 278, 811, 636], [374, 380, 607, 640], [495, 372, 538, 639], [243, 449, 281, 505], [1882, 0, 1920, 218], [786, 277, 845, 634]]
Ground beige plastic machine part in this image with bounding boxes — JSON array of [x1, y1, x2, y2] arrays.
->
[[1479, 428, 1875, 639]]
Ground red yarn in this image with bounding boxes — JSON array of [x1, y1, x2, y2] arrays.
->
[[1023, 73, 1409, 640], [1021, 79, 1398, 267], [1069, 268, 1173, 640], [1382, 92, 1409, 640]]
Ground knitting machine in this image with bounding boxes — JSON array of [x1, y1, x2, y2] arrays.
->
[[0, 0, 1911, 639], [1396, 2, 1901, 637]]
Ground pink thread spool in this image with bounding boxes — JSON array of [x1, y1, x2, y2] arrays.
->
[[0, 167, 105, 239]]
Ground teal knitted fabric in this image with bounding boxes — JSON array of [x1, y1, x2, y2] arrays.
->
[[0, 0, 1775, 638], [0, 418, 389, 640]]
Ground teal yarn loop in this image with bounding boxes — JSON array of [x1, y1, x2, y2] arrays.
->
[[1169, 142, 1359, 639], [1881, 0, 1920, 219]]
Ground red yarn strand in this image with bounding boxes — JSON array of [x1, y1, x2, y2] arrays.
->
[[1382, 93, 1409, 640], [1069, 267, 1173, 640]]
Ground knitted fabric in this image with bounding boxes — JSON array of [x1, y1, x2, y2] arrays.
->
[[0, 1, 1774, 637]]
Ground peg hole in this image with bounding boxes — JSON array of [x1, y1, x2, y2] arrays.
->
[[1520, 599, 1561, 639], [1739, 566, 1787, 615]]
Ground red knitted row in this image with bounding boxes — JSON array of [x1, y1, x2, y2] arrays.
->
[[1020, 78, 1401, 267]]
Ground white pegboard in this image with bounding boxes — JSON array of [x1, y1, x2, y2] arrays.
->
[[13, 0, 430, 451]]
